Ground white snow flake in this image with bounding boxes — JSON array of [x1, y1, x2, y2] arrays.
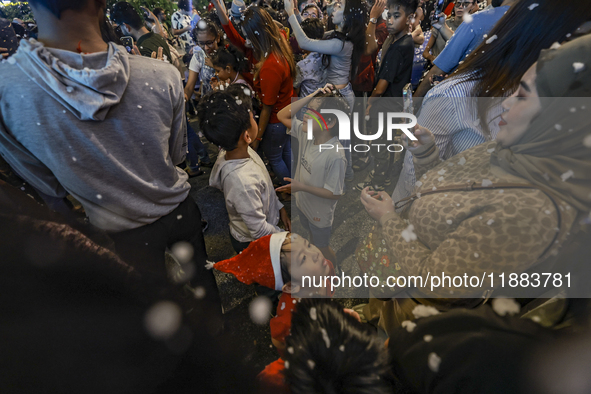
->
[[310, 307, 317, 320], [424, 335, 433, 342], [528, 3, 539, 10], [561, 170, 574, 182], [573, 62, 585, 73], [401, 320, 417, 332], [287, 346, 294, 354], [307, 360, 316, 369], [144, 301, 182, 339], [583, 135, 591, 148], [492, 298, 520, 316], [249, 296, 272, 325], [320, 328, 331, 348], [463, 13, 473, 23], [481, 179, 493, 187], [339, 345, 345, 351], [401, 224, 418, 242], [413, 305, 440, 319], [458, 157, 466, 166], [485, 35, 497, 44], [550, 42, 561, 50], [428, 352, 441, 372], [171, 241, 194, 264], [487, 219, 495, 225], [137, 105, 143, 109], [446, 219, 453, 225]]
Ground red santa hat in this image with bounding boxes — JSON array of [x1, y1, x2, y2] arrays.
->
[[206, 232, 289, 291]]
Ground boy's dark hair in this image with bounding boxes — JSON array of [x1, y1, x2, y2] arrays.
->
[[311, 89, 350, 137], [27, 0, 88, 19], [197, 84, 253, 151], [283, 299, 392, 394], [191, 17, 222, 44], [388, 0, 418, 16], [177, 0, 192, 12], [300, 17, 324, 40], [211, 44, 249, 73], [111, 2, 144, 30], [153, 7, 165, 18]]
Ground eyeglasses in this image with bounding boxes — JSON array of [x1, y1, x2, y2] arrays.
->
[[455, 1, 474, 8], [302, 11, 318, 18], [197, 40, 216, 47]]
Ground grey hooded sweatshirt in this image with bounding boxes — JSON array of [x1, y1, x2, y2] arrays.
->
[[210, 147, 283, 243], [0, 39, 190, 231]]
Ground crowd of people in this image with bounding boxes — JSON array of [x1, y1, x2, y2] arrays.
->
[[1, 0, 591, 392]]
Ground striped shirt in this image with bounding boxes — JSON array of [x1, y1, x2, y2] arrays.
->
[[392, 73, 503, 204]]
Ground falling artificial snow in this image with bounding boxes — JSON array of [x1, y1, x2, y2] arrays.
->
[[573, 62, 585, 73], [401, 320, 417, 332], [171, 241, 194, 264], [401, 224, 417, 242], [249, 296, 272, 325], [144, 301, 182, 339], [491, 298, 520, 316], [561, 170, 574, 182], [428, 352, 441, 372], [412, 305, 440, 319]]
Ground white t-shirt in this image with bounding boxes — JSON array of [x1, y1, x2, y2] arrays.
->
[[292, 118, 346, 228]]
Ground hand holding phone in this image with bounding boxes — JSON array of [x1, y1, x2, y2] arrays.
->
[[121, 36, 134, 53]]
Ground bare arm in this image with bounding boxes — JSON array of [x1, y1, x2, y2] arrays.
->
[[277, 84, 333, 128], [184, 70, 199, 101], [422, 32, 437, 62], [364, 0, 386, 56], [412, 25, 425, 46]]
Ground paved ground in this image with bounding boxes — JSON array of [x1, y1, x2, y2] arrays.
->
[[187, 121, 403, 371]]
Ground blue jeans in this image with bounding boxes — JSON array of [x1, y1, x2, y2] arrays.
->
[[338, 83, 355, 180], [187, 120, 210, 170], [260, 122, 291, 185]]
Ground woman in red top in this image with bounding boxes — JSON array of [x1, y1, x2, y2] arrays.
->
[[212, 0, 296, 186]]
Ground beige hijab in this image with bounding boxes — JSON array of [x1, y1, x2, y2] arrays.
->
[[491, 34, 591, 212]]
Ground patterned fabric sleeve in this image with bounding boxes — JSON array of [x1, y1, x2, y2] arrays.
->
[[378, 192, 560, 297]]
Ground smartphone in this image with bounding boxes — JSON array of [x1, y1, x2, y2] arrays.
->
[[431, 0, 445, 22], [121, 36, 134, 53], [402, 83, 413, 115]]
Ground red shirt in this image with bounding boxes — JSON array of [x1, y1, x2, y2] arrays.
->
[[253, 52, 294, 124], [222, 22, 294, 124]]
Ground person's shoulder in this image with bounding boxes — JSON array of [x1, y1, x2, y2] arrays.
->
[[127, 53, 180, 82], [0, 58, 24, 87]]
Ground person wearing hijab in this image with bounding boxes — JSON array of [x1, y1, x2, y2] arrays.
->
[[357, 34, 591, 335]]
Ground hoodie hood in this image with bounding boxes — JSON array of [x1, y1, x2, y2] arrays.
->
[[13, 39, 130, 121], [209, 148, 254, 190]]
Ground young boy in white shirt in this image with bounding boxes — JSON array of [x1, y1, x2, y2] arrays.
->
[[276, 84, 349, 266], [198, 84, 291, 253]]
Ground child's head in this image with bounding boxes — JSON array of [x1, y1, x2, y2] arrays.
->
[[211, 44, 249, 82], [385, 0, 417, 35], [207, 232, 335, 297], [197, 84, 256, 151], [279, 234, 335, 295], [192, 18, 222, 55], [283, 299, 392, 394], [302, 89, 350, 138], [300, 17, 325, 40]]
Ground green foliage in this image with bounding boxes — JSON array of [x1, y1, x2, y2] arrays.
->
[[106, 0, 178, 16], [0, 2, 34, 21]]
